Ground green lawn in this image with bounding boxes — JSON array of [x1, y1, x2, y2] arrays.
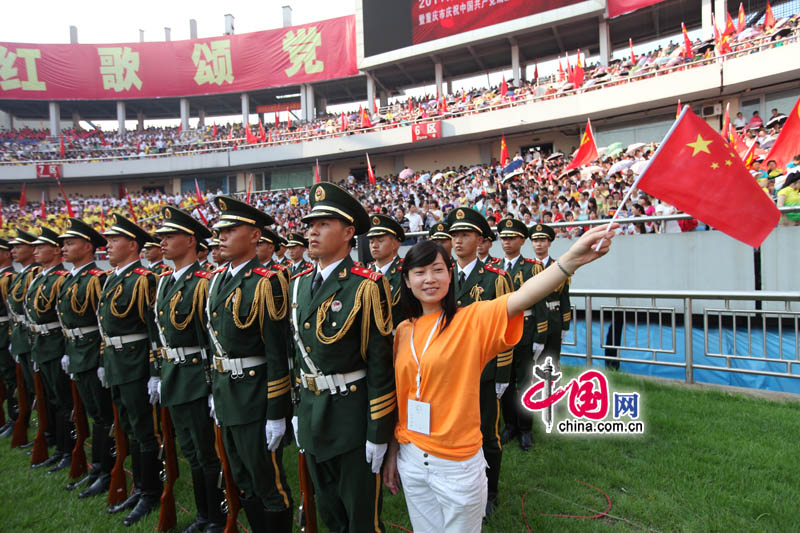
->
[[1, 368, 799, 532]]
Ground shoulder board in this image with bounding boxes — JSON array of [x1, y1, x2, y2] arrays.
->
[[133, 267, 152, 276], [159, 271, 171, 277], [252, 267, 276, 278], [88, 268, 105, 276], [271, 264, 287, 271], [351, 266, 383, 281], [354, 261, 365, 268], [3, 271, 14, 277], [523, 258, 542, 264], [488, 257, 500, 265], [55, 270, 69, 276], [291, 266, 314, 281], [194, 270, 212, 280], [484, 264, 507, 277]]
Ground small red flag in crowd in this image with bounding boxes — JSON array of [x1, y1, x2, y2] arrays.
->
[[629, 38, 636, 64], [315, 159, 321, 184], [59, 134, 65, 158], [194, 178, 204, 205], [245, 175, 253, 205], [636, 107, 780, 248], [366, 153, 376, 185], [373, 99, 378, 114], [721, 103, 730, 137], [565, 118, 598, 171], [723, 11, 736, 36], [676, 99, 682, 119], [275, 112, 279, 130], [533, 62, 539, 84], [100, 210, 105, 231], [124, 188, 138, 224], [764, 1, 775, 29], [499, 135, 509, 166], [212, 123, 218, 137], [40, 190, 46, 219], [682, 23, 694, 59], [737, 3, 746, 33], [258, 121, 266, 143], [361, 107, 372, 129], [287, 114, 291, 130], [500, 75, 508, 97], [765, 95, 800, 168], [558, 59, 565, 82], [19, 183, 26, 208], [574, 50, 585, 88]]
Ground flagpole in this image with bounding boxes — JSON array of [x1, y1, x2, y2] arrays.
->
[[593, 104, 691, 251]]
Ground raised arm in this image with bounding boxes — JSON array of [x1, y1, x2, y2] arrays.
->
[[506, 223, 618, 318]]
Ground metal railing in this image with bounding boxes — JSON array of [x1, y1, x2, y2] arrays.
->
[[562, 289, 800, 386]]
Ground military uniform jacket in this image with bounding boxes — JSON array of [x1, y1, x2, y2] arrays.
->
[[25, 265, 69, 364], [97, 261, 158, 387], [540, 256, 572, 332], [149, 261, 172, 276], [455, 259, 513, 383], [155, 263, 213, 407], [370, 255, 405, 328], [206, 257, 291, 426], [8, 264, 40, 356], [56, 263, 106, 373], [0, 266, 17, 352], [503, 257, 549, 346], [291, 256, 395, 462]]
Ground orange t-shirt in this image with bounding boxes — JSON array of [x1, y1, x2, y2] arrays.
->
[[393, 294, 523, 461]]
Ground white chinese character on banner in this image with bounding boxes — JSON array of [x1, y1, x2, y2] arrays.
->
[[445, 6, 452, 17], [426, 12, 432, 23], [0, 46, 46, 91], [282, 26, 324, 77], [467, 1, 474, 12], [98, 47, 142, 91], [419, 14, 425, 25], [192, 40, 234, 86], [432, 10, 439, 21], [453, 5, 460, 15]]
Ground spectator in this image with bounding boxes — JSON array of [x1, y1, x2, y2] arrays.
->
[[777, 172, 800, 225]]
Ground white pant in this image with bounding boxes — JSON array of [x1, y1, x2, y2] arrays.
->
[[397, 442, 487, 533]]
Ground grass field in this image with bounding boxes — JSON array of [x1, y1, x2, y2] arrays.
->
[[1, 368, 799, 532]]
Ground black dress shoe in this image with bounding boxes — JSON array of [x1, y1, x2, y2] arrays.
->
[[32, 453, 61, 469], [48, 454, 72, 473], [19, 440, 34, 449], [500, 426, 519, 445], [483, 497, 498, 523], [0, 421, 14, 437], [520, 431, 533, 451], [180, 515, 209, 533], [205, 524, 225, 533], [79, 473, 110, 498], [108, 490, 141, 514], [66, 472, 95, 491], [122, 496, 158, 526]]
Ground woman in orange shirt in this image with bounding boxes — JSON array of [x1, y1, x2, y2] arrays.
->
[[383, 223, 618, 532]]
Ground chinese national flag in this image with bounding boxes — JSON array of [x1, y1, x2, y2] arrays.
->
[[361, 107, 372, 129], [724, 12, 736, 36], [373, 99, 378, 114], [676, 99, 682, 119], [558, 59, 565, 82], [721, 103, 730, 138], [499, 135, 509, 166], [565, 119, 598, 171], [682, 23, 694, 59], [194, 178, 204, 205], [764, 2, 775, 29], [637, 107, 780, 248], [737, 3, 746, 33], [212, 123, 218, 137], [765, 95, 800, 168], [533, 62, 539, 84], [258, 121, 266, 143], [40, 190, 46, 219], [629, 38, 636, 64], [366, 153, 376, 185], [407, 97, 413, 113], [500, 75, 508, 97], [574, 50, 585, 88], [19, 183, 27, 208], [245, 123, 254, 144]]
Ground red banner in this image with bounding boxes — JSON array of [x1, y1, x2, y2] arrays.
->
[[36, 164, 62, 178], [411, 121, 442, 142], [0, 16, 357, 101], [608, 0, 667, 18], [412, 0, 582, 44], [255, 102, 301, 114]]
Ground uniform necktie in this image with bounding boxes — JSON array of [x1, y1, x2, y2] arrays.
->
[[506, 260, 512, 272], [458, 270, 465, 290], [311, 271, 323, 296], [223, 269, 233, 284]]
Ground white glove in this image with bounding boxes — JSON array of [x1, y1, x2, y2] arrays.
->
[[291, 416, 299, 448], [61, 355, 70, 373], [208, 394, 218, 424], [147, 377, 161, 405], [97, 366, 108, 387], [533, 343, 545, 359], [561, 330, 569, 342], [495, 382, 509, 398], [13, 354, 19, 364], [365, 441, 387, 474], [265, 419, 286, 452]]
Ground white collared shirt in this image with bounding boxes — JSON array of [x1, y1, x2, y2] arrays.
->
[[376, 256, 398, 276], [457, 257, 478, 280], [171, 263, 194, 282], [503, 254, 521, 272], [538, 256, 551, 267], [70, 262, 92, 276], [227, 260, 249, 278], [317, 258, 346, 282], [115, 259, 138, 276]]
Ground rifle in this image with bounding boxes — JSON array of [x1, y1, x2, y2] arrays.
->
[[157, 406, 178, 531], [106, 405, 129, 506], [30, 370, 49, 466], [10, 362, 29, 447], [68, 380, 89, 479], [297, 450, 318, 533], [214, 424, 241, 533]]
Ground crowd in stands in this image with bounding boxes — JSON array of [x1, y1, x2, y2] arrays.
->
[[0, 12, 797, 165]]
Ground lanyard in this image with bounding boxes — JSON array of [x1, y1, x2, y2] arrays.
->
[[409, 312, 443, 400]]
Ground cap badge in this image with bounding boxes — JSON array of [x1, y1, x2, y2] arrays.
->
[[372, 216, 380, 225], [218, 199, 227, 211], [314, 186, 326, 201], [164, 209, 172, 219], [505, 220, 513, 227], [536, 224, 542, 231], [456, 209, 465, 220], [437, 224, 443, 231], [66, 219, 72, 228]]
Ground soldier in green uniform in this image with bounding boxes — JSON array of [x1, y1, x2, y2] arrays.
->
[[530, 224, 571, 372], [206, 196, 293, 532], [496, 218, 548, 452], [427, 222, 452, 256], [197, 240, 212, 271], [144, 237, 171, 275], [6, 230, 40, 447], [367, 214, 406, 328], [256, 228, 278, 268], [285, 232, 312, 278], [275, 236, 290, 267], [0, 238, 18, 438], [477, 230, 497, 266], [446, 207, 513, 519], [291, 182, 395, 532], [26, 227, 73, 472], [98, 214, 162, 526], [153, 206, 225, 533], [209, 231, 224, 269], [56, 219, 116, 496]]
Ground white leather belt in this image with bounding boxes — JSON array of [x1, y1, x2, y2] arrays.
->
[[0, 316, 9, 323], [30, 321, 61, 335], [523, 310, 533, 317], [106, 333, 148, 350], [10, 311, 27, 326], [163, 345, 202, 363], [63, 325, 99, 340], [546, 302, 560, 311], [213, 355, 266, 378], [300, 368, 366, 394]]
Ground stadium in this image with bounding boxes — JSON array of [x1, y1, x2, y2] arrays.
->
[[0, 0, 799, 531]]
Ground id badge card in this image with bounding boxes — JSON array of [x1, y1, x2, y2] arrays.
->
[[407, 399, 431, 435]]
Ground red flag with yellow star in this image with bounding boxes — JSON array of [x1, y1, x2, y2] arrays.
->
[[637, 107, 780, 248], [499, 135, 509, 166], [765, 95, 800, 169], [565, 118, 598, 171]]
